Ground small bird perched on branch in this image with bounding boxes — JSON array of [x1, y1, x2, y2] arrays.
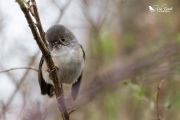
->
[[38, 25, 85, 100]]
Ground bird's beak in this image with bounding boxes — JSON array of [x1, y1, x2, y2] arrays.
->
[[52, 41, 59, 48], [52, 40, 66, 48]]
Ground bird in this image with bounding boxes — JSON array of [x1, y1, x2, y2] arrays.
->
[[149, 6, 155, 12], [38, 25, 85, 100]]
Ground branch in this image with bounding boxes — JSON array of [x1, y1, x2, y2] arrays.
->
[[31, 0, 48, 47], [6, 58, 36, 107], [0, 67, 38, 73], [52, 0, 72, 24], [156, 80, 165, 120], [15, 0, 69, 119], [2, 53, 37, 117]]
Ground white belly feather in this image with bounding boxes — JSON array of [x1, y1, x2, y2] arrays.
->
[[42, 45, 84, 85]]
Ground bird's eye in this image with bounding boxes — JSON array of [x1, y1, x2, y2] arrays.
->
[[61, 36, 65, 42]]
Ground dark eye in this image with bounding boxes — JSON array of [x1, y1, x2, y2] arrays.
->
[[61, 36, 65, 42]]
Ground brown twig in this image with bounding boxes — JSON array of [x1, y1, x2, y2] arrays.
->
[[0, 67, 38, 73], [52, 0, 72, 24], [156, 80, 165, 120], [15, 0, 69, 119], [0, 64, 19, 84], [2, 53, 37, 119], [31, 0, 48, 47], [5, 59, 36, 108], [68, 108, 76, 115]]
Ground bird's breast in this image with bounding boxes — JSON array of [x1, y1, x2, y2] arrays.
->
[[51, 46, 84, 84]]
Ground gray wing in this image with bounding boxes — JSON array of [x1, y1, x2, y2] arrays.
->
[[71, 44, 85, 100], [38, 56, 54, 97]]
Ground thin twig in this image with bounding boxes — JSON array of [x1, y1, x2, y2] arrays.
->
[[5, 53, 37, 108], [52, 0, 72, 24], [156, 80, 165, 120], [0, 64, 19, 84], [68, 108, 76, 115], [31, 0, 48, 47], [0, 67, 38, 73], [16, 0, 69, 119]]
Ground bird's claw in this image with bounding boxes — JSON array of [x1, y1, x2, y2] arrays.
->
[[47, 66, 59, 73], [50, 91, 56, 98]]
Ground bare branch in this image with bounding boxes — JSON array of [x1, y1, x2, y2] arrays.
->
[[156, 80, 165, 120], [4, 53, 37, 108], [52, 0, 72, 24], [31, 0, 48, 47], [0, 67, 38, 73]]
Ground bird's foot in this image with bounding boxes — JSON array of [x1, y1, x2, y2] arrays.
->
[[49, 90, 56, 98], [46, 66, 59, 73]]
